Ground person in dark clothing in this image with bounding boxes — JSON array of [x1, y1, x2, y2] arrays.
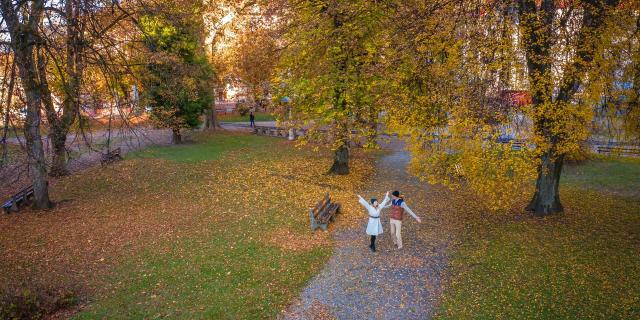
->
[[249, 111, 255, 127]]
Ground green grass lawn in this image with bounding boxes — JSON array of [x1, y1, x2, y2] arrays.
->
[[218, 112, 275, 123], [0, 132, 372, 319], [562, 156, 640, 197], [67, 133, 372, 319], [127, 133, 269, 162], [437, 157, 640, 319], [75, 217, 329, 319]]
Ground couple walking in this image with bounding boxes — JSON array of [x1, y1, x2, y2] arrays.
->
[[357, 190, 422, 252]]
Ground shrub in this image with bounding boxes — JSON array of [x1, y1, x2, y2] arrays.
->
[[0, 283, 79, 320], [236, 102, 250, 116], [0, 289, 44, 320]]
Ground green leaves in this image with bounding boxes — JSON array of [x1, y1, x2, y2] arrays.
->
[[379, 2, 637, 213], [275, 0, 388, 151], [138, 9, 213, 136]]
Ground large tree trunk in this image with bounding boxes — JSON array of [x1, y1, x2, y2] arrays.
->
[[1, 0, 52, 209], [204, 109, 213, 129], [23, 89, 51, 209], [18, 48, 51, 208], [326, 9, 351, 175], [204, 106, 219, 130], [517, 1, 616, 216], [41, 0, 82, 176], [17, 51, 52, 209], [172, 128, 182, 144], [211, 108, 219, 128], [49, 131, 68, 177], [329, 144, 349, 175], [40, 49, 74, 177], [366, 120, 378, 147], [527, 150, 564, 216]]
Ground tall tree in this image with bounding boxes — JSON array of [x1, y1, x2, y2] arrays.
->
[[232, 22, 279, 111], [518, 0, 621, 215], [385, 1, 628, 214], [587, 0, 640, 143], [203, 0, 274, 130], [276, 0, 386, 174], [137, 6, 214, 143], [40, 0, 132, 176], [0, 0, 52, 208]]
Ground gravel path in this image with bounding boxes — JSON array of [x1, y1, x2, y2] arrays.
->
[[283, 142, 452, 320]]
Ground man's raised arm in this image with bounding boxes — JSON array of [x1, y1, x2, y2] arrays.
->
[[401, 202, 422, 223]]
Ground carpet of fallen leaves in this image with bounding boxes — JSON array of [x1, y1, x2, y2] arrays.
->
[[436, 183, 640, 318], [282, 142, 484, 320], [0, 132, 375, 318], [282, 147, 640, 320], [4, 132, 637, 319]]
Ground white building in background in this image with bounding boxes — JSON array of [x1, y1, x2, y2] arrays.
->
[[214, 80, 250, 113]]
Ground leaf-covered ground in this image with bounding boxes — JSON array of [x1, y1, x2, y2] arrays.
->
[[0, 132, 374, 318], [283, 142, 481, 320], [2, 133, 638, 319], [282, 152, 640, 319], [436, 157, 640, 319]]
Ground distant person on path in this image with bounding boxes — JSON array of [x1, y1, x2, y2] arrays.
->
[[249, 111, 256, 128], [385, 190, 422, 249], [357, 191, 390, 252]]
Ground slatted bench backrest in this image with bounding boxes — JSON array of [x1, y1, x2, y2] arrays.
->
[[14, 186, 33, 199], [2, 185, 35, 213], [312, 193, 331, 219]]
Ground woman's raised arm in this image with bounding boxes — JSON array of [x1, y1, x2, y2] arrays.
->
[[378, 192, 391, 209], [357, 195, 372, 211]]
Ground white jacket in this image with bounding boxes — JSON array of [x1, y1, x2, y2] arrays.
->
[[357, 193, 390, 236]]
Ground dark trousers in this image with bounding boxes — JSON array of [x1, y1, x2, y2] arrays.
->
[[250, 119, 255, 127], [369, 235, 377, 252]]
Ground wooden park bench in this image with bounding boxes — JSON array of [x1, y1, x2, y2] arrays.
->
[[309, 193, 341, 231], [101, 147, 122, 165], [597, 146, 640, 157], [2, 185, 34, 214]]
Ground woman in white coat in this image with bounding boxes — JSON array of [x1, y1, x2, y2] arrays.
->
[[357, 191, 390, 252]]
